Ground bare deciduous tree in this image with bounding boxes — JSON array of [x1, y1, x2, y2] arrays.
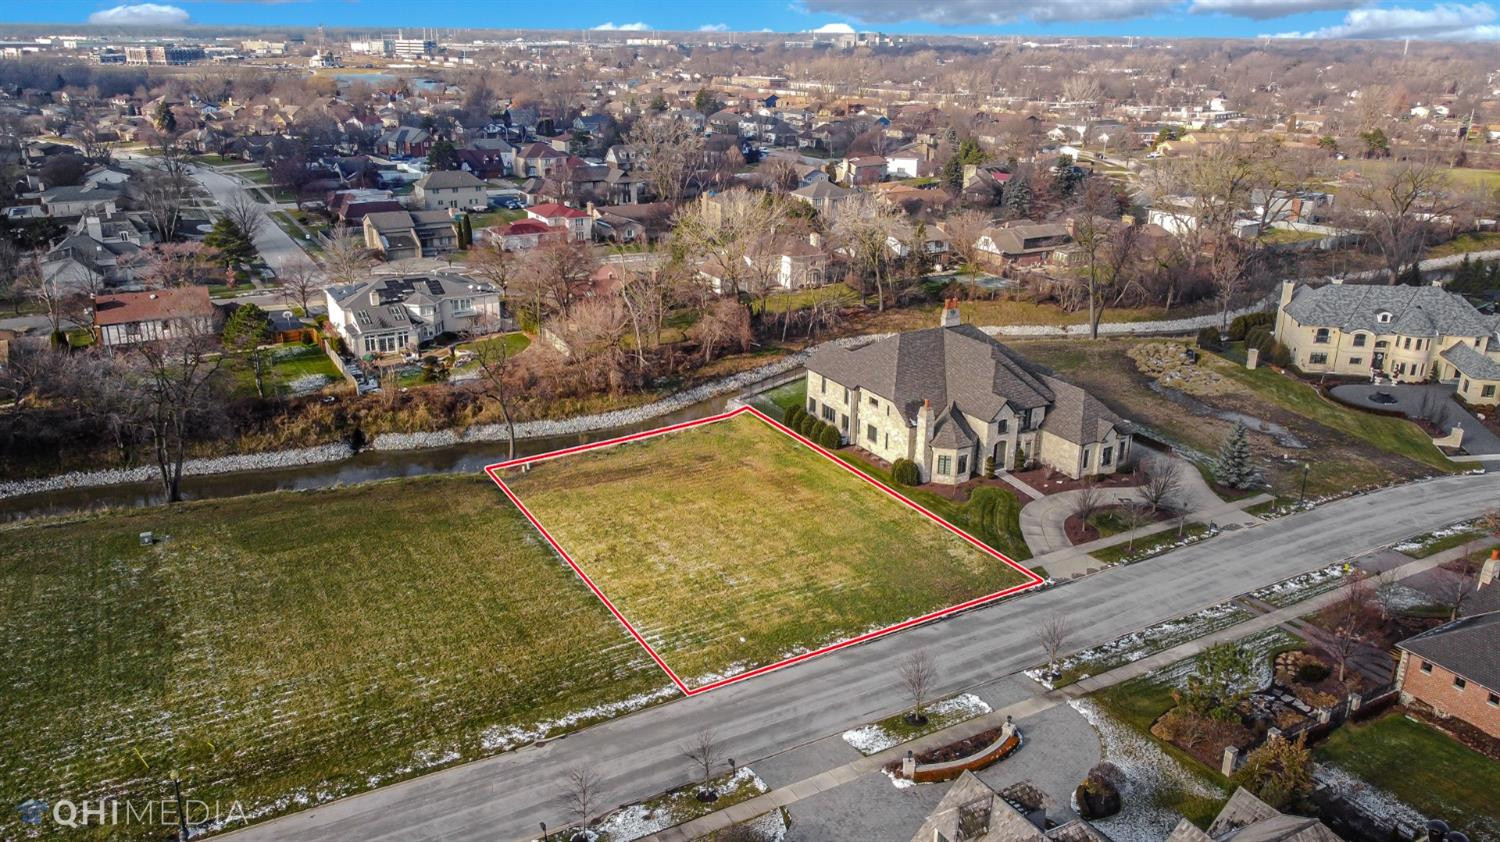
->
[[321, 223, 375, 287], [130, 324, 226, 503], [1072, 480, 1103, 525], [681, 727, 721, 801], [626, 114, 705, 205], [939, 208, 992, 297], [1326, 570, 1378, 683], [278, 258, 321, 316], [1139, 456, 1182, 514], [561, 765, 601, 835], [1036, 613, 1072, 676], [1337, 158, 1453, 284], [220, 190, 265, 243], [830, 192, 909, 311], [1433, 564, 1477, 621], [898, 649, 937, 724]]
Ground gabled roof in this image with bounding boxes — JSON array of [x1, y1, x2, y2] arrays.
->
[[528, 202, 589, 220], [1284, 282, 1495, 338], [807, 323, 1054, 426], [791, 180, 854, 202], [415, 169, 484, 190], [1439, 343, 1500, 382], [1398, 609, 1500, 691], [1039, 376, 1125, 446]]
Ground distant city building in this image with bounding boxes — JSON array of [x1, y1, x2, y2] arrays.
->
[[123, 44, 205, 66]]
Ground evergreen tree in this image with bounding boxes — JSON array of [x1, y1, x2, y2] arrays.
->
[[152, 101, 176, 135], [426, 138, 459, 171], [1001, 174, 1032, 219], [1212, 421, 1263, 489], [222, 303, 273, 398], [939, 156, 964, 191], [203, 217, 256, 268]]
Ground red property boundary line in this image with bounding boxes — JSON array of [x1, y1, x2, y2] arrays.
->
[[483, 404, 1044, 696]]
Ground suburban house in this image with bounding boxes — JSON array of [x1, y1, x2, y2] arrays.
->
[[411, 170, 487, 211], [324, 273, 504, 355], [484, 218, 557, 251], [790, 180, 855, 215], [1166, 786, 1339, 841], [910, 771, 1110, 841], [42, 214, 152, 289], [805, 301, 1132, 483], [92, 286, 218, 348], [39, 182, 121, 218], [376, 126, 431, 158], [976, 222, 1073, 267], [514, 142, 568, 179], [526, 202, 593, 242], [1394, 558, 1499, 738], [836, 155, 887, 186], [361, 210, 458, 261], [771, 234, 829, 289], [1273, 279, 1500, 398]]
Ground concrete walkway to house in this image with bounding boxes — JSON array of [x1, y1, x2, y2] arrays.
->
[[1018, 455, 1256, 558]]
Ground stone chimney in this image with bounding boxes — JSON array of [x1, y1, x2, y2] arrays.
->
[[808, 231, 822, 249], [915, 398, 934, 465], [1480, 548, 1499, 590], [83, 216, 102, 241], [1279, 280, 1297, 309], [940, 297, 961, 328]]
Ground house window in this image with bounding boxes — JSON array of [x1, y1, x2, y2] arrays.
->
[[1309, 353, 1328, 365], [807, 398, 816, 413], [821, 405, 835, 422], [820, 375, 826, 394], [1463, 379, 1472, 392], [1102, 446, 1114, 465], [842, 386, 849, 402], [957, 455, 968, 475], [1395, 362, 1406, 375], [868, 396, 878, 408], [1376, 311, 1393, 324], [840, 414, 848, 431], [1403, 337, 1412, 350], [1352, 333, 1367, 347], [1314, 328, 1330, 344], [998, 419, 1008, 434], [1489, 692, 1499, 707], [1349, 357, 1363, 366], [1082, 448, 1091, 468], [1375, 340, 1389, 349], [1454, 676, 1467, 690], [867, 424, 877, 442], [1421, 660, 1433, 673], [1485, 385, 1496, 399], [937, 455, 952, 475]]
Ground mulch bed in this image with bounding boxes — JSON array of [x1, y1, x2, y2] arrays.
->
[[1012, 467, 1139, 496], [1063, 504, 1174, 545]]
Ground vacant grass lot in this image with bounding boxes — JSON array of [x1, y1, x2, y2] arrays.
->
[[1016, 338, 1452, 499], [0, 475, 660, 839], [1316, 713, 1500, 841], [500, 413, 1031, 686]]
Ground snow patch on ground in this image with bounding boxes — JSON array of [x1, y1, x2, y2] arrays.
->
[[478, 684, 678, 751], [593, 767, 768, 841], [1070, 698, 1222, 842], [840, 693, 992, 754], [1391, 519, 1479, 554], [1315, 763, 1428, 830], [1250, 561, 1347, 607], [1026, 601, 1247, 689]]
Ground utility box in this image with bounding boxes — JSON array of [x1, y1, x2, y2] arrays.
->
[[139, 531, 154, 546]]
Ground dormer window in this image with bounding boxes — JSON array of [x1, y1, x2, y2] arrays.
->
[[1376, 311, 1393, 324]]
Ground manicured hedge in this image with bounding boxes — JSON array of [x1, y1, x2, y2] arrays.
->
[[891, 458, 921, 486], [784, 405, 807, 428], [816, 424, 841, 449]]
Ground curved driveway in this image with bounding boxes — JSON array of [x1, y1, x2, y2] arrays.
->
[[220, 469, 1500, 842]]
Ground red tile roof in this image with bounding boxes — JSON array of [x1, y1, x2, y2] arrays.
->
[[528, 202, 590, 220]]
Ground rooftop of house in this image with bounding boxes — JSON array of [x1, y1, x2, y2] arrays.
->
[[528, 202, 590, 220], [93, 286, 214, 327], [791, 180, 855, 201], [328, 273, 498, 335], [1397, 609, 1500, 691], [1284, 281, 1496, 339], [1439, 342, 1500, 382], [1167, 787, 1340, 841], [415, 169, 484, 190], [809, 310, 1122, 438], [908, 771, 1109, 842]]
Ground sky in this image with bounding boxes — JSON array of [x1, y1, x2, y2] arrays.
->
[[6, 0, 1500, 41]]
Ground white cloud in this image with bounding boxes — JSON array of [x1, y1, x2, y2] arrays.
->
[[811, 22, 857, 32], [1189, 0, 1367, 18], [802, 0, 1174, 24], [592, 21, 651, 31], [1273, 1, 1500, 38], [87, 3, 190, 25], [699, 23, 730, 31]]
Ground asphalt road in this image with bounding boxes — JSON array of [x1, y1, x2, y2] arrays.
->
[[185, 164, 317, 278], [220, 469, 1500, 842]]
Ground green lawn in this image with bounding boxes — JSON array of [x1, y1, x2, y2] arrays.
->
[[466, 208, 526, 230], [752, 285, 858, 316], [1427, 231, 1500, 259], [456, 331, 532, 358], [754, 379, 808, 419], [1316, 713, 1500, 841], [238, 167, 272, 184], [0, 475, 662, 840], [499, 413, 1032, 686]]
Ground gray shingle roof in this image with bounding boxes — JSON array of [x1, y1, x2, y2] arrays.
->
[[1284, 282, 1495, 339], [1039, 376, 1125, 446], [416, 170, 484, 190], [1439, 342, 1500, 382], [1397, 609, 1500, 691]]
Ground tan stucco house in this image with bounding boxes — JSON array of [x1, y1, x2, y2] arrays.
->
[[804, 302, 1132, 484], [1274, 279, 1500, 404]]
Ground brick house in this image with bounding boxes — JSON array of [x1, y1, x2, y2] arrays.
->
[[1394, 558, 1500, 738], [804, 301, 1132, 483]]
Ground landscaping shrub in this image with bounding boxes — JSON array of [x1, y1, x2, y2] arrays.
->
[[1296, 662, 1330, 683], [1196, 327, 1222, 351], [797, 414, 819, 437], [1269, 341, 1292, 368], [891, 458, 921, 486], [784, 405, 807, 428], [1244, 325, 1272, 352], [816, 424, 841, 449], [1228, 312, 1273, 341]]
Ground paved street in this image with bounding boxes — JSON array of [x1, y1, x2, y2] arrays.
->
[[184, 163, 317, 278], [221, 469, 1500, 842]]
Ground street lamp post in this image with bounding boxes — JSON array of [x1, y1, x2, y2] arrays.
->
[[539, 821, 549, 841], [1298, 462, 1310, 506], [170, 772, 189, 842]]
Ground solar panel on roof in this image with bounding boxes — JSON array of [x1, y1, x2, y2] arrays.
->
[[426, 279, 445, 295]]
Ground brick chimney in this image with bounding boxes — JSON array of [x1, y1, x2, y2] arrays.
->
[[940, 297, 961, 328], [1480, 549, 1499, 590]]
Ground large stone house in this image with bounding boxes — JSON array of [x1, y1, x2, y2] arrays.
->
[[1273, 279, 1500, 403], [324, 273, 504, 355], [804, 301, 1132, 483]]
